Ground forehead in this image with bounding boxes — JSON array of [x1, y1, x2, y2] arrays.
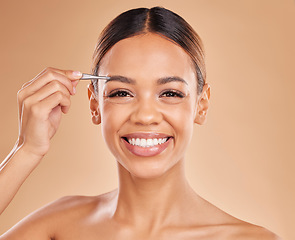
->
[[98, 33, 196, 83]]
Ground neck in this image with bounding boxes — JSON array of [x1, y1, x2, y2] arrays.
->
[[112, 160, 199, 229]]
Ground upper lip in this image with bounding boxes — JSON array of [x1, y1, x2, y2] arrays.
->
[[121, 132, 172, 139]]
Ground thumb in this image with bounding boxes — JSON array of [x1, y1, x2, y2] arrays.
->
[[66, 70, 82, 90], [65, 70, 82, 80]]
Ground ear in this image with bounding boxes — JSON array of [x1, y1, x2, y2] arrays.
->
[[87, 83, 101, 125], [194, 83, 211, 125]]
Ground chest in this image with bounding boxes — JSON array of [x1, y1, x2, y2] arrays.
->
[[54, 221, 226, 240]]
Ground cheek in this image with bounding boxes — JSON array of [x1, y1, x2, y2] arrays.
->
[[163, 101, 196, 139], [164, 97, 196, 122], [99, 103, 122, 158], [100, 102, 129, 139]]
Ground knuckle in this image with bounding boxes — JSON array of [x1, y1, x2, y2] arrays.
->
[[21, 82, 28, 88], [22, 98, 32, 111], [47, 71, 57, 79], [17, 89, 24, 101], [30, 104, 40, 115], [54, 80, 71, 95], [44, 68, 57, 79], [50, 80, 62, 90], [18, 81, 33, 103], [45, 67, 54, 72], [55, 91, 64, 100]]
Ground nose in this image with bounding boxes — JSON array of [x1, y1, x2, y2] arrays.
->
[[130, 97, 163, 126]]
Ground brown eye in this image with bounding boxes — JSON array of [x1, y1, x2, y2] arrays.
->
[[160, 90, 185, 98], [105, 89, 135, 104], [108, 90, 132, 98]]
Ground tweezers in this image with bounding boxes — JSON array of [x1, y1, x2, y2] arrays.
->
[[80, 73, 111, 80]]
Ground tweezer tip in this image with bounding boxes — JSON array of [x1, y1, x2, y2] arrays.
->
[[80, 73, 110, 80]]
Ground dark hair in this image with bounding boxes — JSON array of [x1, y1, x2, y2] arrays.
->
[[91, 6, 206, 95]]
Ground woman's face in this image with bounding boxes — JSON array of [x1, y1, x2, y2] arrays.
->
[[90, 33, 208, 179]]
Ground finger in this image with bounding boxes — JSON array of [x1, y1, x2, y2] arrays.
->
[[22, 69, 76, 98], [56, 69, 81, 90], [20, 67, 82, 96], [17, 67, 81, 121], [21, 93, 69, 136], [30, 91, 71, 118], [24, 67, 82, 95], [32, 67, 82, 82], [21, 80, 33, 89], [21, 92, 71, 131], [24, 80, 71, 105], [44, 91, 71, 115], [17, 74, 71, 121], [36, 81, 71, 114]]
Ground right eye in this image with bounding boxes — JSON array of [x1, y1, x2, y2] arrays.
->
[[107, 90, 132, 98]]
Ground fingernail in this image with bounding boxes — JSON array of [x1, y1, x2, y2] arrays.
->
[[73, 86, 76, 94], [72, 71, 82, 78]]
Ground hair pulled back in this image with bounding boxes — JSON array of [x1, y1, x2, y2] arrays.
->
[[92, 6, 206, 94]]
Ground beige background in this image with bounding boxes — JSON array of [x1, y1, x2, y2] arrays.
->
[[0, 0, 294, 239]]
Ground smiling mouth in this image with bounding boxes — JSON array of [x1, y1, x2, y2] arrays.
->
[[122, 137, 172, 148], [121, 133, 173, 157]]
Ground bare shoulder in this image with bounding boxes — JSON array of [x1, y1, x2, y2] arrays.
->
[[194, 197, 281, 240], [0, 192, 113, 240], [225, 222, 281, 240]]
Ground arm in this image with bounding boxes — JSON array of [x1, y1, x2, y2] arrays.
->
[[0, 142, 42, 214], [0, 67, 81, 215]]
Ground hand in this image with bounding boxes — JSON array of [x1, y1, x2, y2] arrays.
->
[[16, 67, 81, 158]]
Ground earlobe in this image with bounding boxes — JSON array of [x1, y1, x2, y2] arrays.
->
[[194, 84, 210, 125], [91, 112, 101, 125], [87, 83, 101, 125]]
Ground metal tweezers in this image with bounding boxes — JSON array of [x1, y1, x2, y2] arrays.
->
[[80, 73, 111, 80]]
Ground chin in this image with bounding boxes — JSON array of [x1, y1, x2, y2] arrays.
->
[[117, 156, 181, 180]]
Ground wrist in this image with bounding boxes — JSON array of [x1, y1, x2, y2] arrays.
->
[[16, 144, 44, 165]]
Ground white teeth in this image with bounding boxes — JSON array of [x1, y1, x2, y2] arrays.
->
[[146, 139, 153, 147], [140, 139, 147, 147], [126, 137, 169, 147]]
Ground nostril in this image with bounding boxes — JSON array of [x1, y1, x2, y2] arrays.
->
[[130, 107, 163, 126]]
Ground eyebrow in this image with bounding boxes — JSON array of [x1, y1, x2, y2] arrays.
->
[[157, 76, 188, 85], [105, 75, 136, 84], [105, 75, 188, 85]]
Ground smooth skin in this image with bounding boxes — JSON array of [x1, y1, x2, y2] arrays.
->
[[0, 34, 280, 240]]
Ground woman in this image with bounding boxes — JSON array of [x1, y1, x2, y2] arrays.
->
[[0, 7, 279, 239]]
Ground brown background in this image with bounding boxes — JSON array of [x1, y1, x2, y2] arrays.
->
[[0, 0, 294, 239]]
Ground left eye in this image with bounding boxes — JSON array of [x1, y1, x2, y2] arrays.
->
[[160, 90, 185, 98], [107, 90, 132, 98]]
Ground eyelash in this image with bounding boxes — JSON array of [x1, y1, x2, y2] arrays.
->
[[106, 89, 185, 98], [107, 90, 133, 98], [159, 90, 185, 98]]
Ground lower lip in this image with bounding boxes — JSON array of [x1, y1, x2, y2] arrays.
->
[[122, 138, 172, 157]]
